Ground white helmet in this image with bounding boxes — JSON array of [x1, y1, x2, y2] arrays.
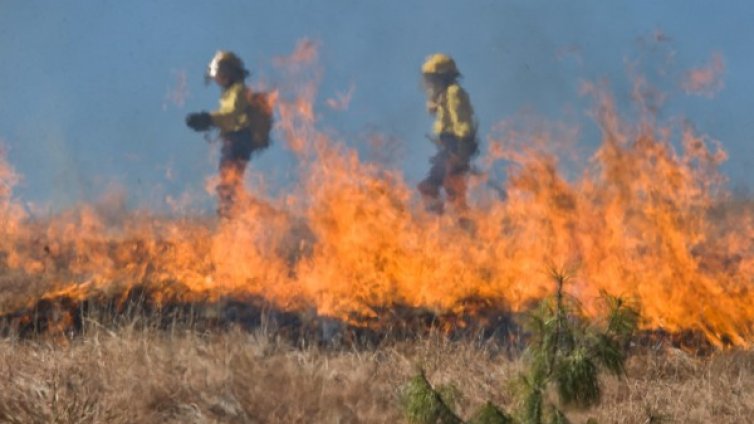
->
[[205, 50, 248, 83]]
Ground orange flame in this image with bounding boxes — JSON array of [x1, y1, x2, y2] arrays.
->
[[1, 43, 753, 347]]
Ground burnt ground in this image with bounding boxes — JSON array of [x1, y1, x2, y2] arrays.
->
[[0, 279, 720, 355]]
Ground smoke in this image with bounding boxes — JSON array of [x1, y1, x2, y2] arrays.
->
[[682, 53, 725, 97], [162, 69, 190, 110], [1, 39, 754, 346], [271, 39, 323, 154], [555, 45, 583, 66], [0, 147, 20, 203], [0, 146, 28, 269], [326, 83, 355, 111], [272, 39, 320, 70]]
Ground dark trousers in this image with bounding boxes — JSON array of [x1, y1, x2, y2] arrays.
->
[[217, 129, 262, 218], [418, 134, 477, 213]]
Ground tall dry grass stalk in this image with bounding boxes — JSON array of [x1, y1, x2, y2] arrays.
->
[[0, 320, 751, 423]]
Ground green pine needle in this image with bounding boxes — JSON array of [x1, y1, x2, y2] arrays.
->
[[601, 291, 639, 340], [555, 347, 600, 408], [401, 370, 463, 424], [521, 379, 544, 424], [467, 402, 515, 424], [399, 270, 638, 424], [590, 333, 626, 376]]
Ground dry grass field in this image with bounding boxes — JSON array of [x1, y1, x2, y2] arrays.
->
[[0, 245, 751, 423], [0, 321, 751, 424]]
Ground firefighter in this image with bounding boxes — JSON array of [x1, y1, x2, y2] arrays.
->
[[418, 53, 478, 214], [186, 51, 272, 218]]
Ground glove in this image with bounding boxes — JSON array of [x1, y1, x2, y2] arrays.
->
[[186, 112, 213, 132]]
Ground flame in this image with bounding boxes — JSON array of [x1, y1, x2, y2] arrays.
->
[[682, 53, 725, 97], [326, 84, 355, 111], [1, 43, 753, 347], [272, 39, 319, 69]]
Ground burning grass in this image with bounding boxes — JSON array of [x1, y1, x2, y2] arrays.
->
[[1, 40, 754, 421], [1, 42, 754, 348], [0, 268, 724, 356]]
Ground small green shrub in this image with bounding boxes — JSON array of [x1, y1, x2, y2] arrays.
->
[[517, 268, 638, 423], [400, 267, 638, 424], [467, 402, 515, 424], [401, 370, 463, 424]]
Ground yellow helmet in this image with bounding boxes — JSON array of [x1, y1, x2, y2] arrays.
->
[[421, 53, 459, 76]]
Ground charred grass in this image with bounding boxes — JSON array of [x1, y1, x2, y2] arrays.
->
[[0, 320, 752, 423]]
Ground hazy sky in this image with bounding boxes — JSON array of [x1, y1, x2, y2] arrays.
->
[[1, 1, 753, 213]]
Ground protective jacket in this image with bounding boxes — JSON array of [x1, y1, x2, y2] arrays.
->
[[431, 83, 475, 140], [210, 82, 252, 135]]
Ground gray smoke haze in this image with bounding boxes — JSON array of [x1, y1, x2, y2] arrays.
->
[[0, 1, 753, 212]]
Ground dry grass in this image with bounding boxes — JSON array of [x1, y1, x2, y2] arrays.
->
[[0, 323, 751, 423]]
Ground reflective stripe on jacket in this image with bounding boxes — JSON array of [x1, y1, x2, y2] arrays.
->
[[432, 83, 475, 140]]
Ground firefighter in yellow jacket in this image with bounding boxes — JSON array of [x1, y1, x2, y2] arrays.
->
[[186, 51, 272, 218], [418, 53, 478, 214]]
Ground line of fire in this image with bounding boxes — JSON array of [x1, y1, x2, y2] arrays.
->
[[0, 41, 752, 354]]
